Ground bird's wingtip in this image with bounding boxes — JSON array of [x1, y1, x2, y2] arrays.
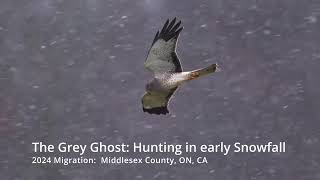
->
[[153, 18, 183, 43]]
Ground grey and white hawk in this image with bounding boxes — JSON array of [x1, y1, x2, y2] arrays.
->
[[142, 18, 219, 115]]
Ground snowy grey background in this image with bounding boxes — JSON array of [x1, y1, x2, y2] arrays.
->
[[1, 0, 320, 179]]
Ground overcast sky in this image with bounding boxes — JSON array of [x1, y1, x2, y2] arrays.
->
[[1, 0, 320, 179]]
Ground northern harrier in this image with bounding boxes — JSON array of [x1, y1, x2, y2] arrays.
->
[[142, 18, 219, 115]]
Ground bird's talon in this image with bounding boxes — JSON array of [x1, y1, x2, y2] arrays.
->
[[190, 72, 200, 79]]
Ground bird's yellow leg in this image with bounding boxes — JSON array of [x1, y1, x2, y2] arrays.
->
[[189, 71, 200, 80]]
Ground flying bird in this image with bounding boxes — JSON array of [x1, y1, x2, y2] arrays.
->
[[142, 18, 219, 115]]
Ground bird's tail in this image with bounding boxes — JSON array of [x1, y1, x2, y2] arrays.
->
[[188, 63, 220, 80]]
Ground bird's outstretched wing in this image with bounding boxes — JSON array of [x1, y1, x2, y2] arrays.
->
[[144, 18, 183, 74], [142, 87, 177, 115]]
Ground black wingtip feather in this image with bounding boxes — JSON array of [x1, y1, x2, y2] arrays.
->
[[171, 21, 181, 32], [161, 19, 170, 33], [143, 106, 169, 115], [166, 18, 176, 32], [152, 18, 183, 45], [152, 31, 159, 44]]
